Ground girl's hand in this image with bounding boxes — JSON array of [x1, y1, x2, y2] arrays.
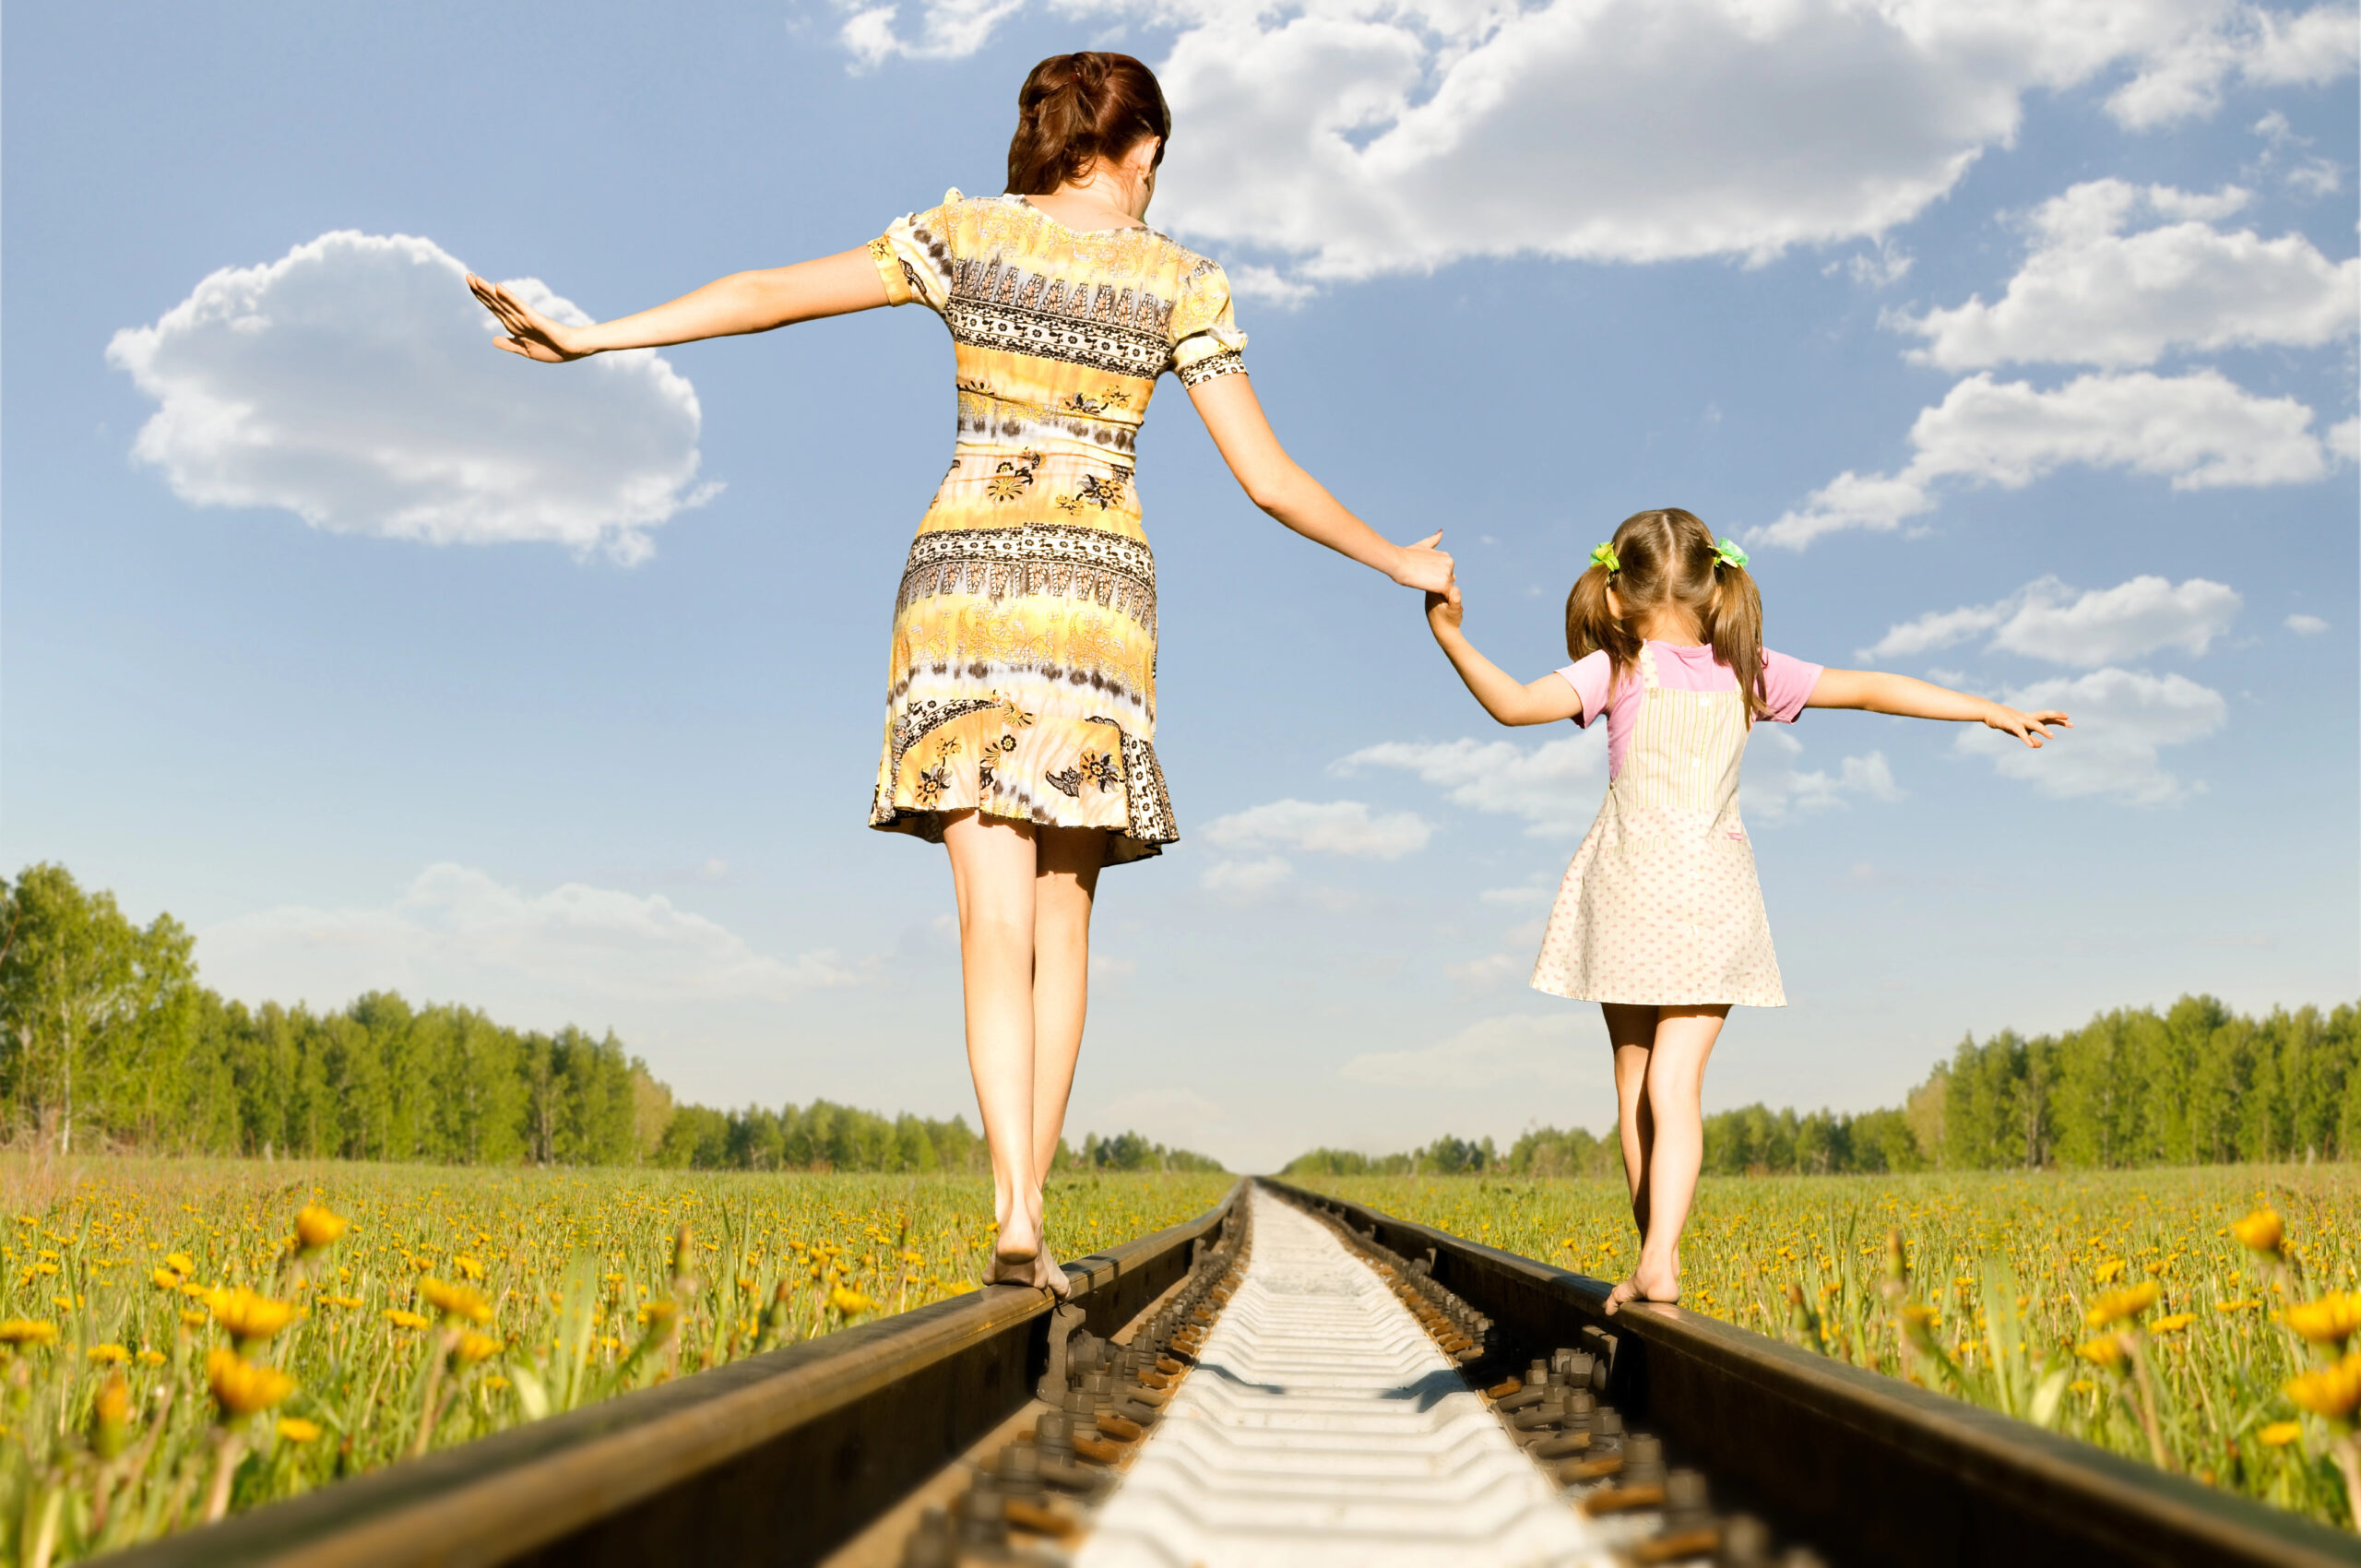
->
[[1392, 531, 1456, 595], [467, 274, 589, 362], [1425, 588, 1464, 635], [1985, 703, 2071, 747]]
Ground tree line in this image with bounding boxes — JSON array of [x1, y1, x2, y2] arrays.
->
[[1286, 995, 2361, 1178], [0, 864, 1220, 1173]]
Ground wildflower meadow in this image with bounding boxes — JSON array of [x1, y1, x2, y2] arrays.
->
[[1305, 1163, 2361, 1530], [0, 1156, 1233, 1564]]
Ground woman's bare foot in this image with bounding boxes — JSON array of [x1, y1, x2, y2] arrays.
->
[[1032, 1241, 1073, 1300], [1604, 1256, 1680, 1315]]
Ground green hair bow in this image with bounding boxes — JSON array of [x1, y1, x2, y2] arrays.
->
[[1589, 542, 1621, 574], [1711, 537, 1750, 570]]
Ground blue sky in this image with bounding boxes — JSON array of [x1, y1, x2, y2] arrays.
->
[[6, 0, 2355, 1172]]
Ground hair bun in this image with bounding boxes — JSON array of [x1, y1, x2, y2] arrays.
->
[[1006, 53, 1170, 197]]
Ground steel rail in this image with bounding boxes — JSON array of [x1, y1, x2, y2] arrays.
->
[[104, 1179, 1246, 1568], [1262, 1177, 2360, 1568]]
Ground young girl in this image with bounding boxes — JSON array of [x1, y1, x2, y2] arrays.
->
[[1424, 507, 2068, 1313]]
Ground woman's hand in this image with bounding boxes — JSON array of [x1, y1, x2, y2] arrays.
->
[[1984, 702, 2072, 748], [1425, 588, 1463, 635], [467, 275, 590, 362], [1392, 531, 1456, 596]]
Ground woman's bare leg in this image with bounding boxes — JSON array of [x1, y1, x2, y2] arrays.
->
[[1607, 1004, 1727, 1313], [1024, 826, 1107, 1295], [943, 812, 1046, 1277]]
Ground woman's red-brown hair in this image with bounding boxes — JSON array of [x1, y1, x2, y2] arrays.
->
[[1564, 508, 1770, 724], [1006, 53, 1170, 196]]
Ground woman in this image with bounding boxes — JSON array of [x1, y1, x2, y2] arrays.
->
[[467, 52, 1453, 1292]]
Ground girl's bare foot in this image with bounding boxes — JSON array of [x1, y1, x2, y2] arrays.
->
[[1032, 1241, 1073, 1300], [1604, 1257, 1681, 1315]]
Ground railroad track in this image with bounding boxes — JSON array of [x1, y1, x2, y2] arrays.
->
[[107, 1179, 2358, 1568]]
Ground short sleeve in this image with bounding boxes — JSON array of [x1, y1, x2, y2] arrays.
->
[[1556, 650, 1612, 725], [1169, 258, 1249, 386], [1759, 648, 1824, 722], [870, 191, 960, 314]]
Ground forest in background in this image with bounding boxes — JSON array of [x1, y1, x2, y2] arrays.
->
[[0, 864, 1221, 1173], [1285, 993, 2361, 1177]]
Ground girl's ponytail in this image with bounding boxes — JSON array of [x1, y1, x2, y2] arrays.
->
[[1565, 558, 1637, 674], [1703, 554, 1770, 726]]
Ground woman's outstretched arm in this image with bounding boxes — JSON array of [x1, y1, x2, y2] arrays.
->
[[1187, 373, 1454, 594], [1807, 668, 2070, 748], [467, 249, 889, 362]]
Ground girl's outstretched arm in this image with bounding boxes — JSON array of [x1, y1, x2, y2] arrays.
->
[[466, 250, 890, 362], [1187, 374, 1455, 595], [1423, 591, 1585, 728], [1807, 669, 2070, 748]]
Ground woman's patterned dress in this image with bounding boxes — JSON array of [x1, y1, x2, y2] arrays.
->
[[867, 191, 1248, 864]]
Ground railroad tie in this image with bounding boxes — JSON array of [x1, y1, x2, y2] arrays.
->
[[1073, 1187, 1617, 1566]]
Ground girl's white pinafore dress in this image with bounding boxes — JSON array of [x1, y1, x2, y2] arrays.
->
[[1531, 645, 1786, 1006]]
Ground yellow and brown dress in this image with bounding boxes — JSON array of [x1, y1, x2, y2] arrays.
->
[[866, 190, 1248, 864]]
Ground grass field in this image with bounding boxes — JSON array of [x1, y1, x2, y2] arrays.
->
[[0, 1155, 1235, 1564], [1299, 1164, 2361, 1531]]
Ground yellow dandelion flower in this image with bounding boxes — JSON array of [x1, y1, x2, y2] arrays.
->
[[382, 1309, 430, 1331], [2076, 1336, 2125, 1367], [2085, 1280, 2161, 1328], [2149, 1314, 2194, 1335], [86, 1343, 129, 1364], [2231, 1210, 2283, 1255], [294, 1206, 348, 1252], [828, 1285, 876, 1315], [137, 1348, 165, 1366], [210, 1287, 295, 1343], [2070, 1378, 2097, 1395], [453, 1331, 500, 1365], [2283, 1354, 2361, 1421], [206, 1348, 294, 1418], [165, 1253, 196, 1277], [2257, 1420, 2304, 1447], [452, 1254, 483, 1281], [486, 1373, 511, 1391], [2093, 1259, 2126, 1284], [419, 1277, 492, 1324], [149, 1268, 183, 1290], [2282, 1291, 2361, 1348], [179, 1309, 209, 1329], [317, 1294, 364, 1310], [90, 1372, 134, 1459], [277, 1416, 323, 1443], [0, 1320, 59, 1347]]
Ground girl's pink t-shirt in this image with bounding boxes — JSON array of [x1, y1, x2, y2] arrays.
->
[[1558, 642, 1824, 781]]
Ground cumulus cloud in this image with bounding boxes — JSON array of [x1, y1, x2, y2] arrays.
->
[[1762, 369, 2338, 547], [1200, 799, 1432, 859], [1341, 1013, 1606, 1090], [1866, 575, 2242, 664], [200, 864, 868, 1020], [1892, 179, 2359, 369], [2286, 612, 2331, 634], [1197, 856, 1296, 903], [1955, 669, 2226, 802], [1336, 731, 1606, 836], [1742, 731, 1904, 822], [107, 232, 717, 564], [836, 0, 2355, 284]]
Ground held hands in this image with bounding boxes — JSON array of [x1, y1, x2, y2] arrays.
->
[[466, 275, 589, 362], [1983, 702, 2072, 748], [1393, 531, 1459, 600], [1424, 588, 1464, 636]]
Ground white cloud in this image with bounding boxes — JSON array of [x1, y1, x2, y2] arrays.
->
[[1762, 369, 2337, 547], [1742, 731, 1904, 822], [200, 864, 866, 1019], [107, 232, 717, 564], [1200, 798, 1432, 859], [1443, 954, 1524, 992], [1197, 856, 1296, 902], [2330, 418, 2361, 461], [1866, 575, 2242, 664], [2106, 3, 2360, 128], [842, 1, 2355, 285], [1955, 668, 2226, 802], [1479, 884, 1556, 906], [1341, 1013, 1598, 1090], [2286, 612, 2331, 634], [1893, 179, 2359, 369], [1336, 731, 1606, 836]]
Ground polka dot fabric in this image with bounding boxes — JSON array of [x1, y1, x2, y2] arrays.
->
[[1532, 645, 1786, 1007]]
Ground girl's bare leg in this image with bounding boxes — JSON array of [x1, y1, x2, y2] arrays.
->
[[943, 812, 1046, 1278], [1024, 826, 1107, 1295], [1602, 1004, 1657, 1242], [1606, 1004, 1727, 1313]]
